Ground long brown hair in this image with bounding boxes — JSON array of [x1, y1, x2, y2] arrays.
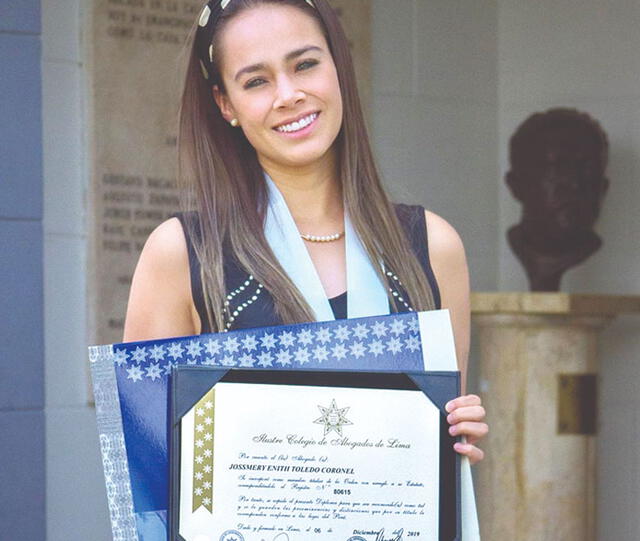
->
[[178, 0, 436, 332]]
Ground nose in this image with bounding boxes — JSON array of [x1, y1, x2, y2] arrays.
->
[[273, 74, 304, 109], [556, 171, 581, 193]]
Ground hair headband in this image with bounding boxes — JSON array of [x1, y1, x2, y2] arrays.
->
[[195, 0, 316, 85]]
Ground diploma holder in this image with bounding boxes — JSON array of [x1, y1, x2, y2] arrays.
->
[[170, 367, 462, 541]]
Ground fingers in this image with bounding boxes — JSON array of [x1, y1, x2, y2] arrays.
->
[[454, 442, 485, 465], [446, 405, 486, 425], [445, 394, 481, 412], [448, 421, 489, 441], [446, 394, 488, 464], [446, 395, 486, 425]]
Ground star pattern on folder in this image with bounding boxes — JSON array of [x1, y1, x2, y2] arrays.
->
[[116, 313, 422, 383]]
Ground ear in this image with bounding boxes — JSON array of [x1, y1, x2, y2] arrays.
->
[[213, 85, 236, 123]]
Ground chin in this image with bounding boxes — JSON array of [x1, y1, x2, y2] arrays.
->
[[265, 142, 335, 170], [285, 151, 330, 168]]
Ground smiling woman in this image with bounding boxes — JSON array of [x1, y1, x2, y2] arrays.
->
[[123, 0, 487, 465]]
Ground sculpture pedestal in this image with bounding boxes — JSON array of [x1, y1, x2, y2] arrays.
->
[[471, 293, 640, 541]]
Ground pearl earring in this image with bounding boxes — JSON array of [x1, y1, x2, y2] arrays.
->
[[230, 118, 239, 127]]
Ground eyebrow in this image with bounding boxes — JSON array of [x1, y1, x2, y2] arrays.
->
[[233, 45, 324, 82]]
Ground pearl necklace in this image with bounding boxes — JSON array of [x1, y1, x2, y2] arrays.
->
[[300, 231, 344, 243]]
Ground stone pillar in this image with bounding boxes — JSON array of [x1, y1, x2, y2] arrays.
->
[[471, 293, 640, 541]]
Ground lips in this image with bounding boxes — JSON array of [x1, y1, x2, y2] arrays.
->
[[274, 112, 320, 134]]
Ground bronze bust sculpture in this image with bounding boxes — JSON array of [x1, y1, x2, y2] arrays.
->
[[506, 108, 610, 291]]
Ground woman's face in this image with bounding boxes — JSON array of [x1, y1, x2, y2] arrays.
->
[[214, 4, 343, 173]]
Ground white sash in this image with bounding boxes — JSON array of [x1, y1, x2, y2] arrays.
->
[[264, 174, 481, 539], [263, 174, 389, 321]]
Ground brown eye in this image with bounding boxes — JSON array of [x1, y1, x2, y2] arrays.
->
[[244, 77, 266, 90], [296, 59, 319, 71]]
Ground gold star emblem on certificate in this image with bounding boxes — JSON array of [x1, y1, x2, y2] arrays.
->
[[314, 399, 353, 436]]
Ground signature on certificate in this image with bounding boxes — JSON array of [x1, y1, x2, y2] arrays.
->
[[371, 528, 405, 541]]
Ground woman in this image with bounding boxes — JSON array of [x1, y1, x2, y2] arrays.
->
[[124, 0, 487, 464]]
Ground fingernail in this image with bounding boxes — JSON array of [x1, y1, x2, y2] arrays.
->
[[445, 401, 454, 413], [447, 413, 455, 424], [454, 442, 465, 452], [449, 425, 457, 436]]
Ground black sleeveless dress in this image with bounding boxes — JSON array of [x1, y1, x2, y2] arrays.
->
[[174, 204, 441, 333]]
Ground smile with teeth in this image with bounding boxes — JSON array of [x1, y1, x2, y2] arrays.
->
[[275, 113, 318, 133]]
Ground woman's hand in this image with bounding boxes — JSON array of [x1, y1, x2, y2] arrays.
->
[[445, 394, 488, 465]]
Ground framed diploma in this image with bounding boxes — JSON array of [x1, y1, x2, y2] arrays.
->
[[170, 367, 461, 541]]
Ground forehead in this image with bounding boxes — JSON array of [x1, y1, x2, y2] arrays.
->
[[516, 128, 604, 164], [538, 133, 603, 160], [217, 4, 327, 72]]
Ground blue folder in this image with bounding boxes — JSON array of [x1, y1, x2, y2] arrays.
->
[[90, 310, 480, 541]]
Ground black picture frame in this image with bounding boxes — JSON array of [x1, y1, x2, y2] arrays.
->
[[169, 366, 461, 541]]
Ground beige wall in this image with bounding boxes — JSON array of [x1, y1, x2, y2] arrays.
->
[[43, 0, 113, 539], [371, 0, 499, 293]]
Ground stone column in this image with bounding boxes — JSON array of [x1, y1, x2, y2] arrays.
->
[[471, 293, 640, 541]]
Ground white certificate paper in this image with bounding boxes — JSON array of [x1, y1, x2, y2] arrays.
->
[[179, 382, 441, 541]]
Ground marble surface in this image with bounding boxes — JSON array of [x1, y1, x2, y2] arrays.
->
[[470, 293, 640, 540], [472, 292, 640, 316]]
